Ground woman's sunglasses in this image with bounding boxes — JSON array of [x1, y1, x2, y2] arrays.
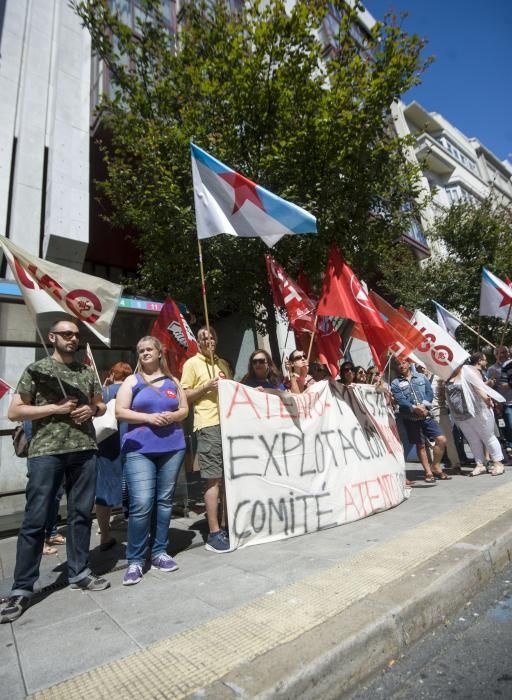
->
[[252, 358, 267, 365]]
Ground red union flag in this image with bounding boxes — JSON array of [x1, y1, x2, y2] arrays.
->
[[0, 236, 123, 346], [265, 256, 316, 334], [151, 297, 199, 378], [0, 378, 12, 400], [369, 291, 425, 362]]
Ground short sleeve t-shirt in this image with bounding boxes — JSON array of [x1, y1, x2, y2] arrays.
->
[[16, 357, 102, 457], [181, 353, 232, 431]]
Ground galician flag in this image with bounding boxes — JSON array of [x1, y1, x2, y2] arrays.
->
[[191, 143, 317, 248], [0, 236, 123, 346], [479, 267, 512, 321], [432, 300, 461, 338]]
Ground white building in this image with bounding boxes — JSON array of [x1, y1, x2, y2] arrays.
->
[[392, 100, 512, 231]]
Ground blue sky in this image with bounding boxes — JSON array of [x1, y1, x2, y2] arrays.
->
[[365, 1, 512, 163]]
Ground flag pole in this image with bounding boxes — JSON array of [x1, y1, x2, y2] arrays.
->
[[306, 312, 319, 362], [86, 343, 103, 387], [197, 238, 215, 377], [35, 326, 67, 397], [280, 323, 291, 375], [499, 306, 512, 349], [436, 308, 496, 348]]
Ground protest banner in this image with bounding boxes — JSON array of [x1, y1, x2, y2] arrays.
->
[[219, 380, 407, 550]]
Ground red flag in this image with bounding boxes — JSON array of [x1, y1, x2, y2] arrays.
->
[[83, 343, 102, 386], [0, 378, 12, 400], [318, 246, 395, 369], [369, 291, 425, 362], [265, 256, 316, 334], [295, 272, 343, 378], [151, 298, 199, 378]]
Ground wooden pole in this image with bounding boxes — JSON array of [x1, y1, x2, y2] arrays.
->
[[35, 326, 67, 397], [444, 311, 496, 348], [306, 312, 319, 362], [197, 238, 215, 377], [280, 323, 291, 375]]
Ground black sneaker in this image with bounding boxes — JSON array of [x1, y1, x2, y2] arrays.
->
[[69, 575, 111, 591], [0, 595, 30, 623]]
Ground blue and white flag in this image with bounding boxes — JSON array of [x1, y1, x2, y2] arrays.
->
[[191, 143, 317, 248], [479, 267, 512, 321], [432, 300, 461, 338]]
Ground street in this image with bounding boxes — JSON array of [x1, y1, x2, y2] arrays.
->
[[348, 562, 512, 700]]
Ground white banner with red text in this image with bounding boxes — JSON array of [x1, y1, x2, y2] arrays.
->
[[219, 379, 408, 550]]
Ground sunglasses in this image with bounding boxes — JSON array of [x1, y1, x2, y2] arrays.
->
[[252, 358, 268, 365], [342, 367, 355, 372], [53, 331, 80, 340], [292, 354, 307, 361]]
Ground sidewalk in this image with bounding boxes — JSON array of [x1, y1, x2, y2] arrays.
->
[[2, 465, 512, 699]]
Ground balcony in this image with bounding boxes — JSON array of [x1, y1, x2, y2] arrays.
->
[[414, 134, 456, 176]]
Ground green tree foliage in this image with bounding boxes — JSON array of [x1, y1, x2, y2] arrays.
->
[[382, 198, 512, 348], [74, 0, 430, 329]]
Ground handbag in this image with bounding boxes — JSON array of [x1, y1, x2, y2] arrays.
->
[[12, 425, 30, 458], [93, 398, 118, 443], [445, 382, 472, 422]]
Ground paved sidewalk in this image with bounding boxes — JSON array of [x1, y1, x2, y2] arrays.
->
[[1, 465, 512, 699]]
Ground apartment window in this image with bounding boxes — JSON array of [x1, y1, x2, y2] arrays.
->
[[440, 137, 477, 173], [446, 185, 477, 205]]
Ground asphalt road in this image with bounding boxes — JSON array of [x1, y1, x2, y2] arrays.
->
[[347, 562, 512, 700]]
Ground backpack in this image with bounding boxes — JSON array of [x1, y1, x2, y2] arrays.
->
[[445, 382, 472, 422]]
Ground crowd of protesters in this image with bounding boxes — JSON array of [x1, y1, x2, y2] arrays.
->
[[1, 317, 510, 623]]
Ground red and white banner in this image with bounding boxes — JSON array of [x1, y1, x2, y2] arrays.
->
[[219, 379, 407, 550], [0, 378, 13, 400], [411, 310, 469, 380], [0, 236, 123, 346]]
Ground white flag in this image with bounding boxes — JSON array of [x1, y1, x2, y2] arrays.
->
[[411, 310, 469, 380], [432, 300, 461, 338], [479, 267, 512, 321], [0, 236, 123, 346]]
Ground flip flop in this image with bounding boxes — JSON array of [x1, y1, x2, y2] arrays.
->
[[43, 543, 58, 555], [432, 470, 452, 480], [99, 537, 117, 552], [424, 475, 436, 483], [47, 533, 66, 545]]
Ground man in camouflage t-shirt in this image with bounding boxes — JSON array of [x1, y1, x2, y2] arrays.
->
[[1, 319, 110, 625]]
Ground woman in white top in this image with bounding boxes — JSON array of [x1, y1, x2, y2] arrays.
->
[[445, 353, 505, 477]]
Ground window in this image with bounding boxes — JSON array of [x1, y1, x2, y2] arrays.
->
[[445, 185, 477, 205], [439, 137, 477, 173]]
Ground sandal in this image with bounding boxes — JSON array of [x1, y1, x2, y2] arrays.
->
[[424, 475, 436, 483], [43, 543, 58, 555], [489, 463, 505, 476], [47, 533, 66, 545], [432, 469, 452, 481]]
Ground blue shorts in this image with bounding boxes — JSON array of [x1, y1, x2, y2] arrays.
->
[[403, 417, 443, 445]]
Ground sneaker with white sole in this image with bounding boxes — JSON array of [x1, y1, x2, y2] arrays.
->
[[151, 553, 179, 572], [205, 530, 230, 553], [70, 575, 111, 591], [123, 563, 143, 586], [0, 595, 30, 623], [469, 463, 487, 477]]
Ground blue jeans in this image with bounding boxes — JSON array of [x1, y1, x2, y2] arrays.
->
[[12, 450, 97, 597], [124, 450, 185, 565], [502, 405, 512, 448]]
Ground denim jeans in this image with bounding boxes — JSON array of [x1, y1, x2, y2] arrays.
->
[[124, 450, 185, 565], [502, 404, 512, 448], [12, 450, 97, 597]]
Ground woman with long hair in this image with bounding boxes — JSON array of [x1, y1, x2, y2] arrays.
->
[[241, 350, 285, 391], [116, 336, 188, 585], [445, 353, 505, 477], [354, 366, 367, 384], [285, 349, 315, 394], [95, 361, 133, 551]]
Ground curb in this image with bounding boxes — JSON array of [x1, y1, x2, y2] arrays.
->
[[190, 509, 512, 699]]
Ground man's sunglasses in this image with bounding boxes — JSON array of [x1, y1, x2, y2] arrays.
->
[[252, 358, 267, 365], [52, 331, 80, 340]]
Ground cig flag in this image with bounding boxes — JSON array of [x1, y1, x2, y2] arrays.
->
[[151, 297, 199, 378], [479, 268, 512, 321], [265, 256, 316, 334], [0, 236, 123, 346], [411, 310, 468, 380], [191, 143, 317, 248], [83, 343, 103, 387], [432, 300, 461, 338]]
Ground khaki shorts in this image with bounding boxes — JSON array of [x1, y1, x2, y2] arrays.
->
[[196, 425, 224, 479]]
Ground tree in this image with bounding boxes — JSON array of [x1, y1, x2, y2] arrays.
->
[[74, 0, 430, 333], [381, 197, 512, 348]]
